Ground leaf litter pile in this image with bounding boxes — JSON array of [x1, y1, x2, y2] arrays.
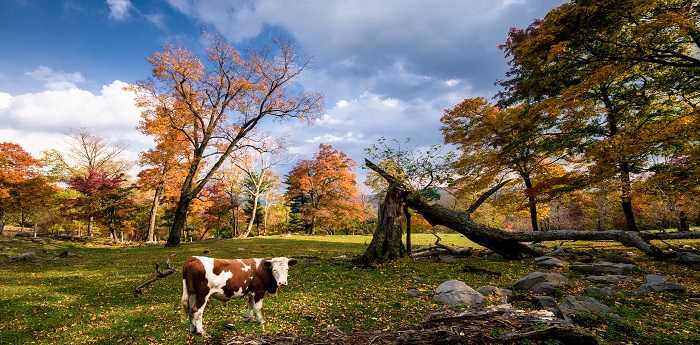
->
[[216, 304, 597, 345]]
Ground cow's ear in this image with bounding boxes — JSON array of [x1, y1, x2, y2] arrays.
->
[[263, 260, 272, 268], [288, 258, 297, 266]]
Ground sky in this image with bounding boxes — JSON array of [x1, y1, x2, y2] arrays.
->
[[0, 0, 564, 183]]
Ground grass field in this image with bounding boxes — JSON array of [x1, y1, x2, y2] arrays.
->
[[1, 234, 699, 345]]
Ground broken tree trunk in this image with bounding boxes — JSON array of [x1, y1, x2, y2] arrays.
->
[[365, 159, 700, 260], [134, 259, 176, 294], [358, 186, 406, 265], [412, 233, 472, 258]]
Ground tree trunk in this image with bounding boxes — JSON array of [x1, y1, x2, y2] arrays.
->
[[522, 174, 539, 232], [240, 193, 260, 238], [87, 216, 94, 237], [404, 204, 412, 255], [0, 207, 5, 236], [678, 211, 689, 232], [167, 196, 192, 247], [364, 159, 700, 261], [359, 186, 406, 265], [147, 185, 163, 243], [619, 162, 638, 231]]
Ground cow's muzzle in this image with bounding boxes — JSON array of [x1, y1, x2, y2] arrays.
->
[[277, 282, 288, 287]]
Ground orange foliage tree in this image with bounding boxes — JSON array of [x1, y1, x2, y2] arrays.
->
[[285, 144, 365, 234], [133, 37, 322, 246], [0, 143, 42, 234]]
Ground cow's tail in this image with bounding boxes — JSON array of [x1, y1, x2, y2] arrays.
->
[[181, 279, 190, 315]]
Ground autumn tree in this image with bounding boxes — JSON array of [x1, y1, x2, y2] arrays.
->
[[500, 0, 699, 230], [137, 122, 187, 242], [133, 37, 322, 247], [0, 143, 42, 235], [68, 170, 129, 239], [234, 145, 282, 238], [285, 144, 364, 235], [441, 98, 569, 232]]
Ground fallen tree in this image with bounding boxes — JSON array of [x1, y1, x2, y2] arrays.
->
[[411, 233, 472, 258], [134, 259, 176, 294], [365, 159, 700, 260]]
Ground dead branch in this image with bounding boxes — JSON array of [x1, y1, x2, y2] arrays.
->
[[134, 259, 176, 295]]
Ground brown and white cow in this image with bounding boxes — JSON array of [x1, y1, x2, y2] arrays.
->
[[181, 256, 297, 335]]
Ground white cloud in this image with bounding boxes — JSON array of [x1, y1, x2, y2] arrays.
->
[[107, 0, 131, 20], [0, 78, 151, 171], [25, 66, 85, 90], [445, 79, 460, 87], [306, 131, 365, 144]]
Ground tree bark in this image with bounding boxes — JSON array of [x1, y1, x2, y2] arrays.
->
[[364, 159, 700, 260], [358, 186, 406, 265], [167, 196, 192, 247], [404, 204, 412, 255], [0, 206, 5, 236], [240, 192, 260, 238], [87, 216, 94, 237], [619, 162, 638, 231], [522, 174, 539, 232], [147, 185, 163, 243]]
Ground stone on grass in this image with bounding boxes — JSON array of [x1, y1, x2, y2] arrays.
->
[[536, 296, 558, 311], [434, 280, 484, 308], [585, 275, 628, 284], [676, 252, 700, 265], [31, 238, 48, 244], [477, 286, 512, 298], [571, 261, 637, 275], [534, 256, 567, 267], [9, 252, 36, 262], [438, 255, 457, 263], [558, 295, 610, 317], [584, 286, 617, 297], [636, 274, 686, 294], [407, 288, 420, 297], [512, 272, 568, 295]]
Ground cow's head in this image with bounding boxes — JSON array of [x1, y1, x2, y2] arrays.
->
[[263, 257, 297, 287]]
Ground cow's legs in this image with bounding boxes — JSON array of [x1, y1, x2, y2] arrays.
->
[[190, 293, 210, 335], [253, 293, 265, 329], [244, 295, 255, 321]]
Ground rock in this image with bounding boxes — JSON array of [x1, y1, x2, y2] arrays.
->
[[535, 295, 558, 310], [512, 272, 568, 294], [585, 275, 628, 284], [558, 295, 610, 317], [438, 255, 457, 263], [407, 288, 420, 297], [477, 285, 512, 298], [56, 250, 76, 258], [534, 256, 567, 267], [584, 286, 617, 297], [571, 261, 637, 275], [636, 274, 686, 294], [600, 253, 634, 264], [9, 251, 36, 262], [676, 252, 700, 265], [433, 280, 484, 308], [32, 238, 47, 244]]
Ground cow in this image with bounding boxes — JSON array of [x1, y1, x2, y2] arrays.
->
[[181, 256, 297, 335]]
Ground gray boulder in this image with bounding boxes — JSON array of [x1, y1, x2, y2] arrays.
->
[[571, 261, 637, 275], [636, 274, 686, 294], [584, 286, 617, 297], [536, 295, 558, 310], [676, 252, 700, 265], [534, 256, 567, 268], [406, 288, 420, 297], [434, 280, 484, 308], [477, 285, 512, 298], [558, 295, 610, 317], [9, 252, 36, 262], [512, 272, 568, 294], [585, 275, 628, 284], [438, 255, 457, 263]]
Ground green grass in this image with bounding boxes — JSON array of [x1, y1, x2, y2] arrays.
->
[[1, 234, 699, 344]]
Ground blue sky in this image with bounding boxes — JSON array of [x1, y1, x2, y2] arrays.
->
[[0, 0, 563, 181]]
